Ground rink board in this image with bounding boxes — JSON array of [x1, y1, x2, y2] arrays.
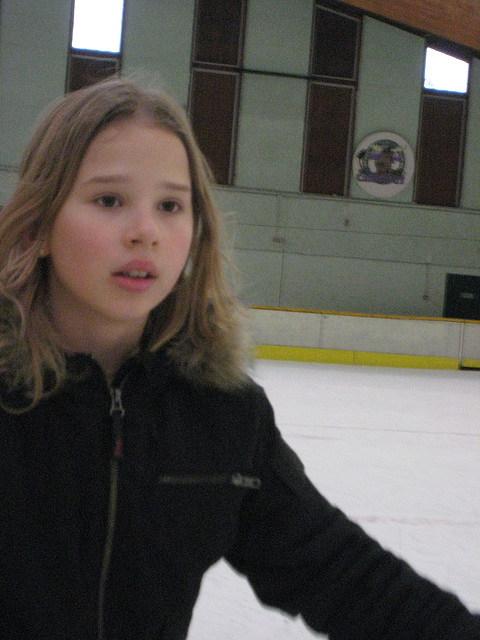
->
[[251, 307, 480, 369]]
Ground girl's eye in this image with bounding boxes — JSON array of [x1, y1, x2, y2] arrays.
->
[[96, 195, 121, 208], [161, 200, 181, 213]]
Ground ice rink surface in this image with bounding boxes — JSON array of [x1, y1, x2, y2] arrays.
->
[[188, 360, 480, 639]]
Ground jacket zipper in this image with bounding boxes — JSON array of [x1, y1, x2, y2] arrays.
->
[[157, 472, 262, 489], [97, 385, 125, 640], [96, 381, 261, 638]]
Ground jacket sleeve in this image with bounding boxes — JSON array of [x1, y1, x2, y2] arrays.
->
[[225, 390, 480, 640]]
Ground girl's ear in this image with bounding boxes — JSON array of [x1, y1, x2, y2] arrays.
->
[[38, 239, 50, 258], [21, 229, 35, 248], [21, 229, 50, 257]]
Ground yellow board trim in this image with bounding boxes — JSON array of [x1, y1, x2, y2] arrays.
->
[[461, 359, 480, 369], [253, 345, 463, 370]]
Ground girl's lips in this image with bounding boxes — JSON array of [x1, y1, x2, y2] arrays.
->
[[112, 260, 159, 292], [113, 273, 157, 293], [115, 259, 158, 278]]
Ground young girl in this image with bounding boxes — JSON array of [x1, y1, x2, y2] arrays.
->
[[0, 78, 478, 640]]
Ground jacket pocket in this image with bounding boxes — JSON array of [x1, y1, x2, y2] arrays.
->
[[149, 472, 261, 568], [157, 472, 261, 489]]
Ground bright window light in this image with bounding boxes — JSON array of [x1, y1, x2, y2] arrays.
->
[[424, 48, 469, 93], [71, 0, 125, 53]]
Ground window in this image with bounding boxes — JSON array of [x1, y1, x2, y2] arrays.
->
[[415, 46, 470, 207], [302, 4, 361, 196], [424, 48, 469, 93], [188, 0, 247, 185], [66, 0, 125, 92]]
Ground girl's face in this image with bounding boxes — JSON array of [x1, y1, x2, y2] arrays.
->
[[45, 117, 194, 345]]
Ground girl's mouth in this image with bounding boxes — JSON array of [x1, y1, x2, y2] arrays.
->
[[113, 271, 157, 292], [117, 270, 153, 279]]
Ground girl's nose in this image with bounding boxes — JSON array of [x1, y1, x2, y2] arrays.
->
[[124, 208, 159, 247]]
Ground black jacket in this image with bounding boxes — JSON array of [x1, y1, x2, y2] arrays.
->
[[0, 351, 478, 639]]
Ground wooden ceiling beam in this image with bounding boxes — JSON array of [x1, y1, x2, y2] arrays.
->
[[339, 0, 480, 55]]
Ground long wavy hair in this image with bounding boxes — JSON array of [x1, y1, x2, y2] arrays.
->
[[0, 77, 249, 411]]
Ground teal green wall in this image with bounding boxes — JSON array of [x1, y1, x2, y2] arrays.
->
[[0, 0, 479, 317], [462, 58, 480, 209], [352, 18, 425, 203], [0, 0, 70, 167], [244, 0, 312, 75], [122, 0, 195, 105]]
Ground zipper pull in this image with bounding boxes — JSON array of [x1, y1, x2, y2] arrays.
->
[[110, 387, 125, 459], [231, 473, 262, 489]]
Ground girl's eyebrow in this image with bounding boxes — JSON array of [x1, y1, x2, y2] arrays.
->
[[162, 181, 192, 193], [82, 174, 129, 185], [81, 175, 192, 192]]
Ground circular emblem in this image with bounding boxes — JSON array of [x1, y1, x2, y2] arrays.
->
[[353, 132, 414, 198]]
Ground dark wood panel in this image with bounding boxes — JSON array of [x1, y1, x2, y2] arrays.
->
[[189, 70, 239, 185], [303, 84, 354, 195], [415, 95, 466, 206], [66, 54, 119, 93], [192, 0, 246, 66], [312, 6, 360, 79], [340, 0, 480, 54]]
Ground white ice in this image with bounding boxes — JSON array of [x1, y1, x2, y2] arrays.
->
[[188, 360, 480, 639]]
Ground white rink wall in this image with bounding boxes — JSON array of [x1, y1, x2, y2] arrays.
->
[[250, 307, 480, 367], [188, 360, 480, 639]]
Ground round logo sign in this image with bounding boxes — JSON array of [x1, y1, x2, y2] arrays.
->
[[353, 131, 414, 198]]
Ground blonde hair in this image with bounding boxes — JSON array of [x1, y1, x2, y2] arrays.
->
[[0, 78, 249, 411]]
